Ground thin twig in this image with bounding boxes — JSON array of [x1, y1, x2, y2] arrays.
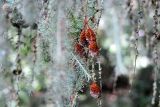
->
[[71, 52, 91, 81]]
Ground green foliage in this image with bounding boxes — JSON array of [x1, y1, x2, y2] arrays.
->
[[68, 11, 83, 37], [41, 40, 51, 63]]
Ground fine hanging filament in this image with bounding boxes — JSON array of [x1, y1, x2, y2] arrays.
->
[[126, 0, 134, 92], [128, 0, 140, 92], [93, 2, 103, 105], [130, 0, 145, 93], [152, 47, 158, 105], [133, 0, 144, 81], [13, 27, 23, 107], [89, 57, 102, 107], [97, 57, 102, 107], [91, 58, 96, 82], [151, 0, 159, 105]]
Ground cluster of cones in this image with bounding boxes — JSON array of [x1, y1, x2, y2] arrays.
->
[[74, 17, 101, 98], [90, 82, 101, 98], [74, 17, 99, 58]]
